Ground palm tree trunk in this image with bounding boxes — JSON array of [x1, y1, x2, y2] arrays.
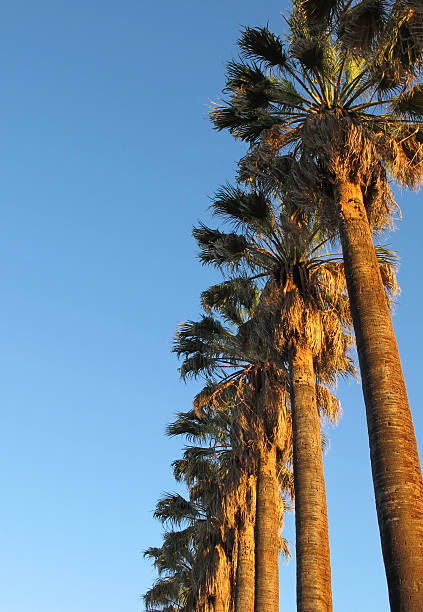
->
[[289, 344, 332, 612], [214, 546, 230, 612], [335, 179, 423, 609], [214, 594, 224, 612], [235, 520, 255, 612], [254, 442, 279, 612], [213, 582, 227, 612]]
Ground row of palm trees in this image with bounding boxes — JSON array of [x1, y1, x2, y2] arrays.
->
[[144, 1, 423, 610]]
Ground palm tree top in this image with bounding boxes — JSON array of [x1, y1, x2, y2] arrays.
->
[[192, 188, 355, 378], [210, 0, 423, 229], [189, 188, 399, 418]]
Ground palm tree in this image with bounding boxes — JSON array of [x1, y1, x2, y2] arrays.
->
[[194, 192, 348, 612], [175, 305, 291, 612], [162, 394, 291, 612], [168, 408, 258, 612], [143, 527, 197, 611], [209, 3, 423, 605], [154, 493, 231, 612], [144, 402, 243, 612], [193, 186, 398, 610], [146, 447, 236, 612]]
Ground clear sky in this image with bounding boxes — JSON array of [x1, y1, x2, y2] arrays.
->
[[0, 2, 421, 611]]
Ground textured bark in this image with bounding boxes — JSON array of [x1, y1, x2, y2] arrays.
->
[[213, 548, 230, 612], [336, 179, 423, 610], [214, 594, 224, 612], [289, 344, 332, 612], [254, 443, 279, 612], [235, 521, 255, 612]]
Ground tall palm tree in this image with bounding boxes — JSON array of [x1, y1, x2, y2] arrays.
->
[[163, 396, 291, 612], [154, 493, 231, 612], [193, 193, 347, 612], [146, 445, 237, 612], [175, 305, 291, 612], [193, 186, 397, 610], [168, 408, 259, 612], [143, 527, 197, 611], [209, 3, 423, 604]]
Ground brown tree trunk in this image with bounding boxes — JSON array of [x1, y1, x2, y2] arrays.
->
[[254, 443, 279, 612], [289, 344, 332, 612], [214, 594, 224, 612], [335, 179, 423, 610], [213, 545, 230, 612], [235, 520, 255, 612]]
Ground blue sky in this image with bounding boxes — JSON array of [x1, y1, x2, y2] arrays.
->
[[0, 2, 421, 611]]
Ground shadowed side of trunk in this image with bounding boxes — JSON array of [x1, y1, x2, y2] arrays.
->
[[254, 443, 279, 612], [290, 344, 332, 612], [336, 179, 423, 610]]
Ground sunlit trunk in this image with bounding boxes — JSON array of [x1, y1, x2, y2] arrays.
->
[[254, 443, 279, 612], [214, 594, 224, 612], [213, 545, 230, 612], [335, 179, 423, 609], [289, 344, 332, 612], [235, 518, 255, 612]]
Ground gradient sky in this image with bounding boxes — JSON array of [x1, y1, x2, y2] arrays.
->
[[0, 2, 421, 611]]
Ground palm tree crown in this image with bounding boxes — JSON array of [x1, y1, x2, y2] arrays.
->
[[211, 1, 423, 230]]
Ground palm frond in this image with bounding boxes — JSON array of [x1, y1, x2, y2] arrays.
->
[[161, 528, 195, 559], [392, 83, 423, 119], [375, 245, 400, 299], [290, 36, 326, 72], [238, 26, 288, 68], [279, 535, 292, 561], [212, 184, 273, 228], [201, 279, 260, 316], [271, 79, 308, 110], [225, 60, 268, 90], [387, 3, 423, 72], [154, 494, 200, 527], [209, 102, 280, 142], [144, 546, 163, 562], [143, 575, 184, 610], [166, 410, 226, 443], [339, 0, 387, 52], [297, 0, 339, 24], [374, 244, 399, 269], [193, 223, 250, 269], [174, 317, 236, 360]]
